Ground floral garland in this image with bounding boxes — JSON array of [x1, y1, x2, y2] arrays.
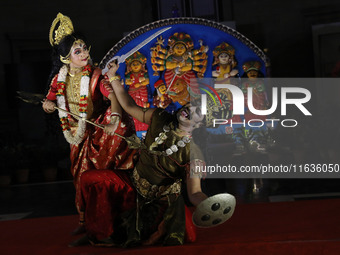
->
[[56, 64, 92, 145]]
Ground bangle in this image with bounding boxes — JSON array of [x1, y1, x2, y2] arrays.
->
[[110, 113, 121, 124], [109, 76, 120, 83], [110, 112, 122, 118]]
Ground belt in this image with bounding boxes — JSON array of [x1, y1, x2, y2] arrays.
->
[[132, 168, 181, 200]]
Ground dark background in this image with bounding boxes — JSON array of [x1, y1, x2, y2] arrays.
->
[[1, 0, 340, 184]]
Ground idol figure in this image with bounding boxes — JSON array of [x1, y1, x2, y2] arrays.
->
[[205, 42, 241, 125], [152, 79, 172, 109], [241, 61, 268, 121], [151, 32, 208, 105], [125, 51, 150, 131], [212, 42, 239, 82]]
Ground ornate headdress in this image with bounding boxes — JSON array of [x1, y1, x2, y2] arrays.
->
[[212, 42, 236, 66], [49, 13, 87, 64], [242, 61, 261, 73], [168, 32, 194, 52], [154, 79, 165, 88], [49, 13, 74, 46], [125, 51, 147, 74], [213, 42, 235, 57]]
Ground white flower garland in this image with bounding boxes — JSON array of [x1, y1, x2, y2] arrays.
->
[[56, 65, 89, 145]]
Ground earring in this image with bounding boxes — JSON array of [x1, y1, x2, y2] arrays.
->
[[60, 55, 71, 64]]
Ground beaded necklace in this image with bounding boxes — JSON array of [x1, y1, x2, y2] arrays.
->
[[149, 124, 191, 156]]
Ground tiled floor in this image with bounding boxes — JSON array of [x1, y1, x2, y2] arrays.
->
[[1, 176, 340, 221]]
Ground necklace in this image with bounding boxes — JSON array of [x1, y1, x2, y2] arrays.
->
[[56, 64, 92, 145], [149, 124, 191, 156], [67, 72, 82, 117], [69, 66, 83, 75]]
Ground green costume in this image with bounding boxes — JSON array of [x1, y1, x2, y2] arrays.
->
[[114, 108, 203, 247]]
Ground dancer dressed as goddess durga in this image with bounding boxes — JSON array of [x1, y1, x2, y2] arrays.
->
[[42, 13, 137, 237]]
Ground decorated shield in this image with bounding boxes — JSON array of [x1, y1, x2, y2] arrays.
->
[[192, 193, 236, 228]]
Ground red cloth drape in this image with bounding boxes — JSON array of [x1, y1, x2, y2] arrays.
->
[[80, 169, 136, 240], [70, 109, 137, 214]]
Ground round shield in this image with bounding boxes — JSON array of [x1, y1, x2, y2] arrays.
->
[[192, 193, 236, 228]]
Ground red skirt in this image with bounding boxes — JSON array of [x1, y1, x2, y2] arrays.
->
[[80, 169, 136, 240], [70, 108, 137, 214]]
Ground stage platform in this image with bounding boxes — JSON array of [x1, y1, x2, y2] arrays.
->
[[1, 198, 340, 255]]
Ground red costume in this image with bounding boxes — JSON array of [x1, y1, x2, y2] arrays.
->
[[127, 72, 149, 107], [80, 169, 136, 242], [126, 72, 149, 131], [125, 51, 150, 132], [46, 67, 137, 225]]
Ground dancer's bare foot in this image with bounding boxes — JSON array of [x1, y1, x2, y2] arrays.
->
[[71, 225, 86, 236]]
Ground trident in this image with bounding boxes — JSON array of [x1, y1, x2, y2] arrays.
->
[[16, 91, 146, 150]]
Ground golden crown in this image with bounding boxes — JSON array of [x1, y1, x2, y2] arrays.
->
[[125, 51, 147, 74], [49, 13, 74, 46], [213, 42, 235, 57], [168, 32, 194, 51], [125, 51, 147, 66], [242, 61, 261, 72]]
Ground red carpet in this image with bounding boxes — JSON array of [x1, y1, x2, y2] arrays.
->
[[1, 199, 340, 255]]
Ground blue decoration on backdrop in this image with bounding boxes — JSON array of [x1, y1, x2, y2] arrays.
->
[[100, 18, 268, 136]]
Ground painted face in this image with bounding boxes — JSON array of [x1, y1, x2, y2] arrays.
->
[[218, 53, 230, 65], [69, 40, 89, 68], [173, 43, 187, 56], [158, 84, 167, 94], [177, 103, 204, 131], [247, 70, 258, 79], [130, 60, 142, 73]]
